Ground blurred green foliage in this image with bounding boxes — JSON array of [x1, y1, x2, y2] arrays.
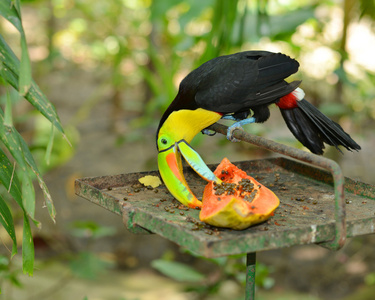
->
[[152, 251, 275, 298], [365, 272, 375, 286], [151, 259, 206, 283], [68, 221, 117, 280], [20, 0, 372, 128], [0, 255, 22, 290], [70, 220, 117, 240]]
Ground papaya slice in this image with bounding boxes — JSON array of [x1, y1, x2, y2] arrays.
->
[[199, 158, 279, 230]]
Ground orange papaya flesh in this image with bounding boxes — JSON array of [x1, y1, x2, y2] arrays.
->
[[199, 158, 280, 230]]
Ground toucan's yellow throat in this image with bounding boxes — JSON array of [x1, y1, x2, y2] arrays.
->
[[157, 108, 222, 208]]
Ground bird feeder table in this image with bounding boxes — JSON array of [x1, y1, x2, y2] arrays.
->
[[75, 123, 375, 300]]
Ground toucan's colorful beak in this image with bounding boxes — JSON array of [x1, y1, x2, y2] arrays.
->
[[158, 140, 220, 208]]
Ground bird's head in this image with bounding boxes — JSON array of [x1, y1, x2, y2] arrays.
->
[[156, 108, 222, 208]]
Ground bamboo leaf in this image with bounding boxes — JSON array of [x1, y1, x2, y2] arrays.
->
[[0, 34, 66, 136], [0, 194, 17, 257], [18, 131, 56, 222], [0, 109, 28, 174], [22, 214, 34, 276], [0, 148, 22, 210], [0, 109, 44, 225], [1, 0, 55, 276], [0, 34, 21, 79], [11, 0, 22, 17], [0, 0, 31, 95], [19, 33, 31, 96], [4, 87, 13, 126], [22, 170, 35, 219], [0, 0, 23, 33], [44, 124, 55, 165], [0, 147, 33, 271]]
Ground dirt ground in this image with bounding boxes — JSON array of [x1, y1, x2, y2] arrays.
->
[[5, 66, 375, 300]]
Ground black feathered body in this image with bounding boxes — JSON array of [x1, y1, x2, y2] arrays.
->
[[157, 51, 360, 154], [158, 51, 299, 129]]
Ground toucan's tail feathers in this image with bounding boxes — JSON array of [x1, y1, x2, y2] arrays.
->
[[280, 99, 361, 154], [280, 107, 325, 154]]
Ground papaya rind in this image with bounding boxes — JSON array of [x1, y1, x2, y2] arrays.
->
[[199, 158, 280, 230], [199, 195, 279, 230]]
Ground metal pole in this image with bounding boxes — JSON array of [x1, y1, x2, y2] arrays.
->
[[245, 252, 256, 300]]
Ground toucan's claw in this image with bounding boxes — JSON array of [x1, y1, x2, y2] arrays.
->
[[226, 117, 256, 142], [201, 128, 216, 136], [227, 125, 243, 142], [221, 114, 238, 121], [227, 126, 242, 143]]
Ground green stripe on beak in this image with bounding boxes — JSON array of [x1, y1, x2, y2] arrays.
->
[[157, 140, 220, 208]]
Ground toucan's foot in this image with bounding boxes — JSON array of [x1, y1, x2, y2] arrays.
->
[[227, 117, 256, 142], [227, 125, 242, 142], [201, 128, 216, 136], [221, 114, 238, 121]]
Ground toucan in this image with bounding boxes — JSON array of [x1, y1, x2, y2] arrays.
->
[[156, 50, 361, 208]]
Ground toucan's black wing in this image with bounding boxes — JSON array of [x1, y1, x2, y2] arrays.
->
[[186, 51, 300, 113]]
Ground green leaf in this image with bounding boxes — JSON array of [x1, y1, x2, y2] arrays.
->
[[0, 144, 22, 206], [0, 108, 28, 174], [359, 0, 375, 20], [0, 0, 23, 33], [0, 0, 31, 95], [18, 134, 56, 222], [151, 259, 205, 283], [22, 214, 34, 276], [0, 34, 65, 136], [4, 87, 13, 126], [22, 170, 35, 219], [0, 194, 17, 257], [44, 124, 55, 165], [12, 0, 22, 16], [19, 34, 31, 96], [0, 109, 48, 224]]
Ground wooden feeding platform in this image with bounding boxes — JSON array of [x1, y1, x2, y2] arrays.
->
[[75, 123, 375, 300]]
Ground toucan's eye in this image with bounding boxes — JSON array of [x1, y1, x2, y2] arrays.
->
[[158, 135, 173, 150]]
